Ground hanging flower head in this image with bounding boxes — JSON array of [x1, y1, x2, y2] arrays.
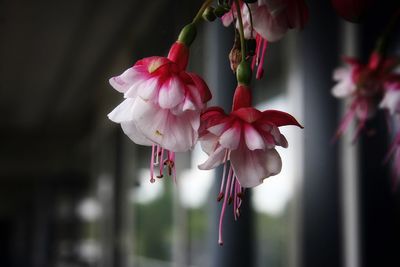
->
[[332, 52, 399, 140], [198, 81, 302, 245], [108, 24, 212, 183]]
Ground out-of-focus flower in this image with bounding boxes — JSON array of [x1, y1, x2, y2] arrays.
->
[[245, 0, 309, 41], [331, 0, 374, 23], [332, 53, 399, 140], [379, 82, 400, 115], [384, 131, 400, 189], [108, 42, 212, 182], [198, 85, 302, 245]]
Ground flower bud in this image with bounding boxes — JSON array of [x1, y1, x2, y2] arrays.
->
[[203, 6, 217, 22], [236, 61, 252, 85], [178, 23, 197, 47]]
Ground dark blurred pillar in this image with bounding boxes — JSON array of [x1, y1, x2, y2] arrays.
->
[[204, 22, 255, 267], [358, 3, 400, 267], [300, 2, 342, 267]]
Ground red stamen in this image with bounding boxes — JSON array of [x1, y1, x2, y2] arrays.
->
[[218, 167, 233, 246], [150, 145, 156, 183], [256, 39, 268, 80]]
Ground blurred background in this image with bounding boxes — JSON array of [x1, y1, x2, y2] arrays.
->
[[0, 1, 400, 267]]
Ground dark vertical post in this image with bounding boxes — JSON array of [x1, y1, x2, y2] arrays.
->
[[113, 130, 123, 267], [300, 2, 342, 267], [204, 22, 254, 267]]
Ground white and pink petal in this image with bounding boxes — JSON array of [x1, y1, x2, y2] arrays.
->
[[230, 147, 282, 188], [158, 76, 185, 109], [198, 145, 227, 170], [107, 98, 136, 123], [120, 121, 153, 146], [244, 123, 265, 150], [219, 121, 242, 150]]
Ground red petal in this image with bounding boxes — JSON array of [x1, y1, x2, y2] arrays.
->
[[200, 107, 229, 136], [201, 106, 226, 120], [232, 107, 263, 123], [135, 56, 170, 73], [260, 110, 303, 128], [188, 73, 212, 103]]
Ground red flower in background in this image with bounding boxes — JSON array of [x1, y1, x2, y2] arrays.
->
[[331, 0, 375, 22]]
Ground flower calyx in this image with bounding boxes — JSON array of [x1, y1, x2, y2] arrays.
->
[[178, 23, 197, 47], [236, 61, 252, 86]]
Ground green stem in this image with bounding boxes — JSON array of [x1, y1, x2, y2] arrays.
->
[[193, 0, 215, 25], [234, 0, 246, 62]]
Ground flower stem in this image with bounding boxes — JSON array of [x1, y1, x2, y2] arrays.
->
[[234, 0, 246, 62], [193, 0, 215, 25]]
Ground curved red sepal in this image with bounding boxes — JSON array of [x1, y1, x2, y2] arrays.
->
[[232, 107, 263, 123], [188, 73, 212, 103], [261, 110, 304, 128]]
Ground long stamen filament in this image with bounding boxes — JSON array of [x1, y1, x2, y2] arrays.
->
[[218, 166, 233, 246], [150, 145, 156, 183]]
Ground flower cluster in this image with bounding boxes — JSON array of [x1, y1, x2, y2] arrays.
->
[[332, 51, 400, 182], [107, 0, 305, 245]]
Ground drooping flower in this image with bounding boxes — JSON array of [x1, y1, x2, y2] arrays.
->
[[198, 85, 302, 245], [222, 0, 308, 79], [332, 52, 399, 140], [108, 41, 212, 182]]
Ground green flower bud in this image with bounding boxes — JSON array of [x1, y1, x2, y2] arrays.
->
[[236, 61, 252, 85], [178, 23, 197, 47]]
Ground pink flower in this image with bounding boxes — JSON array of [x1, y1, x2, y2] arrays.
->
[[108, 42, 212, 182], [246, 0, 308, 41], [332, 53, 399, 140], [198, 85, 302, 245]]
